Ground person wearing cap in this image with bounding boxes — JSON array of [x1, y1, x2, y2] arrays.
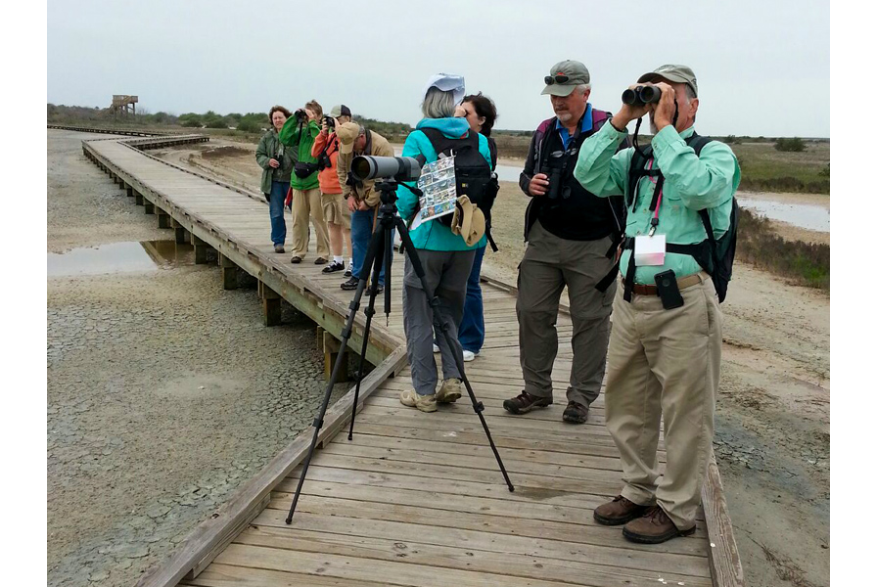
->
[[311, 105, 353, 275], [255, 105, 296, 253], [574, 65, 740, 544], [335, 121, 396, 291], [395, 74, 491, 414], [279, 99, 331, 265], [504, 60, 625, 425]]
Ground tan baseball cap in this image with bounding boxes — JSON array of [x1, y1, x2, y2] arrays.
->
[[451, 195, 486, 247], [336, 122, 362, 155]]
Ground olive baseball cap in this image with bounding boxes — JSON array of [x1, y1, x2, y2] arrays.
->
[[639, 65, 700, 96], [541, 60, 590, 97]]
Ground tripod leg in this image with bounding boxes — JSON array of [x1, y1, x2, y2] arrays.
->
[[383, 223, 394, 319], [348, 231, 386, 441], [434, 316, 514, 492], [286, 220, 385, 524]]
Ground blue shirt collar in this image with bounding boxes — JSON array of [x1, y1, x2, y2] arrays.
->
[[555, 104, 594, 149]]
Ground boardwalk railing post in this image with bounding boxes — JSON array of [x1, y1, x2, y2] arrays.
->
[[262, 285, 282, 326], [191, 234, 208, 264], [218, 254, 238, 290], [171, 219, 188, 245]]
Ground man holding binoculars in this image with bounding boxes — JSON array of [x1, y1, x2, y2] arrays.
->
[[279, 102, 331, 265], [506, 60, 624, 425], [574, 64, 740, 544]]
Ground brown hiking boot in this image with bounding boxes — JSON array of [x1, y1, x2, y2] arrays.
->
[[594, 495, 650, 526], [623, 506, 696, 544], [503, 391, 552, 414], [562, 401, 589, 424]]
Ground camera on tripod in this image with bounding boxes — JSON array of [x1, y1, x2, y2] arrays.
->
[[351, 156, 422, 182]]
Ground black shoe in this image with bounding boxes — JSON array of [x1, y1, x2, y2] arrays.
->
[[340, 277, 359, 291], [322, 260, 345, 274], [503, 391, 553, 415], [290, 256, 302, 264], [562, 401, 589, 424]]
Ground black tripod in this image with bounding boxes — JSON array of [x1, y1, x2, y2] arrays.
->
[[286, 179, 514, 525]]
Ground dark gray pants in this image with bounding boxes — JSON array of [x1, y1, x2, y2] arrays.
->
[[516, 221, 616, 406], [403, 249, 476, 396]]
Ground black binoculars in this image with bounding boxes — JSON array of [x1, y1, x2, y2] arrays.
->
[[622, 85, 662, 106]]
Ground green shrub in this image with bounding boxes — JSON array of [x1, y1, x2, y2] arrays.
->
[[774, 137, 806, 152]]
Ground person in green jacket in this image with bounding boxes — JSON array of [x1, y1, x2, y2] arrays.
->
[[255, 106, 296, 253], [278, 100, 330, 264]]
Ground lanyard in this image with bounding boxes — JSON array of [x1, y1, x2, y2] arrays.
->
[[648, 159, 664, 236]]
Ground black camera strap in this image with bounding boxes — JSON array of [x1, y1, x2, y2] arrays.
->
[[318, 133, 338, 169]]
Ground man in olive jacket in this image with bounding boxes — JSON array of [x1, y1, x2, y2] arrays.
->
[[335, 122, 395, 290]]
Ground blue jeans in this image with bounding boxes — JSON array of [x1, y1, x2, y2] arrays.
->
[[351, 208, 392, 285], [458, 245, 486, 353], [268, 180, 289, 246]]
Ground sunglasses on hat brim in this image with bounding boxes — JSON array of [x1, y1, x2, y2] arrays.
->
[[544, 74, 571, 85]]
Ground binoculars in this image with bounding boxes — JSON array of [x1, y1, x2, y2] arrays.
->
[[622, 85, 662, 106]]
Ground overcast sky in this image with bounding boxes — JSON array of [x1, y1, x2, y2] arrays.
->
[[47, 0, 829, 137]]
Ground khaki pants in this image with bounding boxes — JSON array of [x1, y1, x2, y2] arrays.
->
[[291, 187, 330, 258], [606, 274, 722, 530], [322, 192, 351, 229]]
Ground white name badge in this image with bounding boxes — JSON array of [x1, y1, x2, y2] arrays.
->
[[634, 234, 666, 266]]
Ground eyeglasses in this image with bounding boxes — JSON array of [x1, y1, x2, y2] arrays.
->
[[544, 74, 570, 85]]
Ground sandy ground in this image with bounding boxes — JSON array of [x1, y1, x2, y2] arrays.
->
[[47, 130, 351, 587], [149, 138, 830, 586]]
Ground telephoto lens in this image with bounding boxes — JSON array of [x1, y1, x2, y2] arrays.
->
[[351, 156, 422, 182]]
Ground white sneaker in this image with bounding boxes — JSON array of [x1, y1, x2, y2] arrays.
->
[[433, 343, 440, 353], [462, 350, 477, 362]]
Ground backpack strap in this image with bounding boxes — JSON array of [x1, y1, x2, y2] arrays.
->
[[621, 132, 718, 300], [420, 127, 478, 157], [687, 133, 712, 156], [627, 144, 658, 211]]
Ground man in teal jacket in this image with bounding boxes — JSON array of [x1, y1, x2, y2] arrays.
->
[[573, 65, 740, 544]]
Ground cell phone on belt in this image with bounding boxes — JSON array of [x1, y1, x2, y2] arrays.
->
[[655, 270, 685, 310]]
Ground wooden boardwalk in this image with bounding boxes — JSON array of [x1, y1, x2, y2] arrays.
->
[[60, 127, 743, 587]]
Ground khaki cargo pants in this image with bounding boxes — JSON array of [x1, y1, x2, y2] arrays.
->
[[291, 187, 330, 259]]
